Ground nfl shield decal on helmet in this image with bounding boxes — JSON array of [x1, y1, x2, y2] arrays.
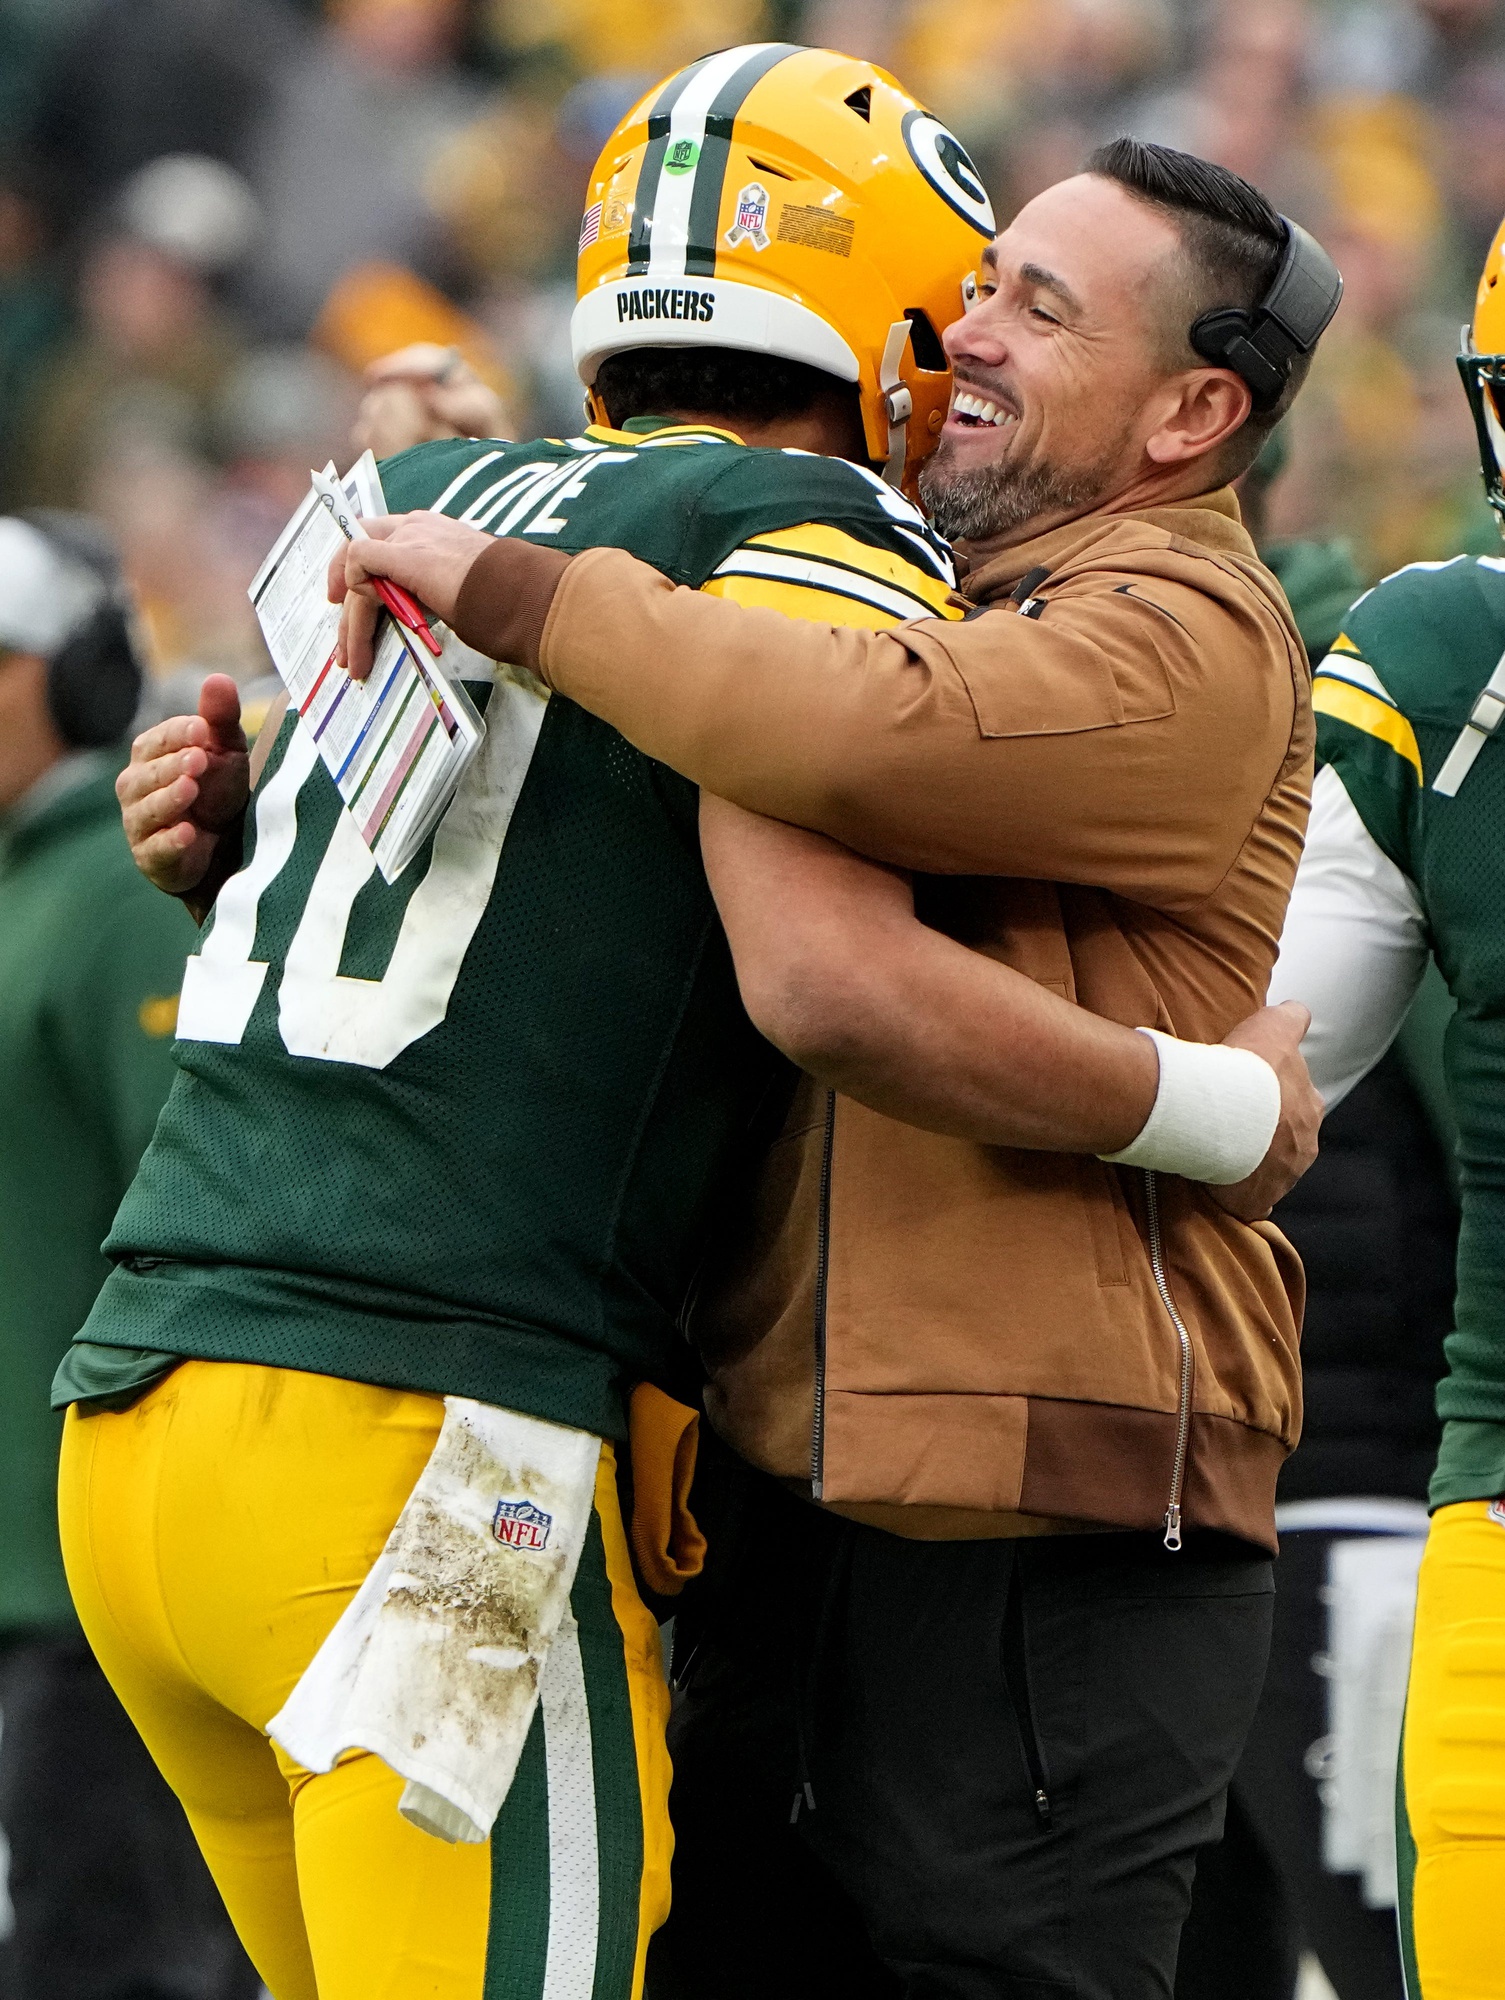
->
[[492, 1497, 553, 1551], [726, 181, 771, 252]]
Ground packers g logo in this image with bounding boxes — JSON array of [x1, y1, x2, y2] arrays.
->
[[902, 111, 995, 238]]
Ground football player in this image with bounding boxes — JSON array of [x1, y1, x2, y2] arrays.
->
[[1267, 216, 1505, 1995], [58, 45, 1309, 2000]]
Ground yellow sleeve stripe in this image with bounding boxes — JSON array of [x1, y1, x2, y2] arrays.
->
[[712, 544, 958, 624], [1312, 676, 1423, 782], [744, 522, 957, 612], [1314, 652, 1396, 706], [1329, 630, 1362, 656], [701, 572, 911, 631]]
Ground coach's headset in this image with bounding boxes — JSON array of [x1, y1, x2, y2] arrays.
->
[[0, 513, 143, 747], [1189, 218, 1343, 412]]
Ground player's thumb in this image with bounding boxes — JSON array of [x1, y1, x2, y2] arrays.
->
[[198, 672, 243, 745]]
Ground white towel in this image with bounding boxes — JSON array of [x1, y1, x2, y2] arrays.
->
[[268, 1397, 602, 1844]]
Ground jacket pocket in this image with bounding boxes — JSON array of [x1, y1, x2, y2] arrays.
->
[[1001, 1556, 1053, 1827], [1077, 1156, 1132, 1288], [940, 601, 1176, 739]]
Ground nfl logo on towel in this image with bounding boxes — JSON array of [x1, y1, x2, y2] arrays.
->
[[492, 1497, 553, 1551]]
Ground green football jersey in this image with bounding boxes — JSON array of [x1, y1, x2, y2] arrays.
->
[[1312, 552, 1505, 1504], [70, 419, 958, 1438]]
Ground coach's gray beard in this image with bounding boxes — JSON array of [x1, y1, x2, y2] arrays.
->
[[920, 440, 1119, 545]]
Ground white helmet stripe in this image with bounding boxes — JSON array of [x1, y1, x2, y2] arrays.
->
[[626, 44, 800, 281]]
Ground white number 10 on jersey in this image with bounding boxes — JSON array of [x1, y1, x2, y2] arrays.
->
[[175, 676, 547, 1071]]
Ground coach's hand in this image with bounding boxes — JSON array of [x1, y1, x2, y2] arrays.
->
[[1210, 1001, 1323, 1221], [328, 513, 493, 680], [118, 673, 249, 899]]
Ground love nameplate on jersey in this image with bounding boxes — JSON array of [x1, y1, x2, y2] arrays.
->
[[249, 453, 486, 883]]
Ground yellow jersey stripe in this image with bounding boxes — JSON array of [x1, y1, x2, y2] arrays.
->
[[713, 547, 957, 623], [1313, 677, 1423, 781], [593, 1444, 673, 2000], [702, 572, 917, 631], [746, 522, 957, 610], [1330, 630, 1362, 655], [582, 421, 744, 448]]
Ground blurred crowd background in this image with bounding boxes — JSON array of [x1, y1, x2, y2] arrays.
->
[[0, 0, 1500, 699]]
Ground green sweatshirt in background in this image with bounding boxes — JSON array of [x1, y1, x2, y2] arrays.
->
[[0, 756, 194, 1632]]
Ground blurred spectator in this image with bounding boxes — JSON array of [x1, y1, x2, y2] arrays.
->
[[8, 155, 258, 511], [0, 514, 257, 2000], [349, 339, 512, 456], [239, 0, 489, 336], [478, 0, 768, 81], [21, 0, 300, 241], [0, 182, 68, 512]]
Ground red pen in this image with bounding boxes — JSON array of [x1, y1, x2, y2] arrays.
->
[[311, 468, 443, 658]]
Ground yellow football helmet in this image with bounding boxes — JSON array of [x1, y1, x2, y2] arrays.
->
[[1460, 215, 1505, 529], [572, 42, 996, 494]]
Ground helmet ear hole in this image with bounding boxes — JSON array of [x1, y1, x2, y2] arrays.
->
[[903, 309, 948, 372]]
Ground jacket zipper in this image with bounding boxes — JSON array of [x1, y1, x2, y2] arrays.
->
[[810, 1089, 837, 1501], [1143, 1169, 1193, 1551]]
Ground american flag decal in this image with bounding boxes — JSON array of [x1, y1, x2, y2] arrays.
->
[[579, 202, 603, 251]]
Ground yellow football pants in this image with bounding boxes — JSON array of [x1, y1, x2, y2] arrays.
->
[[1400, 1499, 1505, 1997], [57, 1360, 671, 2000]]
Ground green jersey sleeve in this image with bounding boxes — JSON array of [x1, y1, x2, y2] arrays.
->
[[1311, 581, 1428, 881]]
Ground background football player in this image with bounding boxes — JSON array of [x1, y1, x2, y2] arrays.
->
[[1266, 214, 1505, 1996]]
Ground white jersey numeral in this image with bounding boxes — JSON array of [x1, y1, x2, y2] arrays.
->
[[176, 676, 547, 1070]]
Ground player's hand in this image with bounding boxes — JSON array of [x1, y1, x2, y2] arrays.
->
[[117, 673, 248, 897], [351, 344, 510, 458], [1209, 1001, 1323, 1221], [328, 512, 494, 680]]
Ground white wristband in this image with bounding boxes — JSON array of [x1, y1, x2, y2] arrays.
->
[[1098, 1028, 1282, 1185]]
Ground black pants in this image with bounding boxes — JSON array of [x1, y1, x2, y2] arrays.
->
[[648, 1460, 1274, 2000], [0, 1633, 259, 2000], [1175, 1528, 1409, 2000]]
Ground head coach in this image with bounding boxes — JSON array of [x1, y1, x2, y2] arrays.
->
[[336, 138, 1339, 1998]]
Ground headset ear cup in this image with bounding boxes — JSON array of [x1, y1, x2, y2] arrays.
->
[[45, 603, 143, 748], [1188, 307, 1249, 368], [1189, 308, 1286, 412]]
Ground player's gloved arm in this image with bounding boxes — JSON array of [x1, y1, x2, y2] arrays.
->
[[701, 795, 1320, 1219], [1267, 763, 1430, 1106], [118, 674, 283, 922]]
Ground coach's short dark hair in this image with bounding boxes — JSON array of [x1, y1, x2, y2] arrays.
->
[[1086, 136, 1311, 475], [594, 347, 855, 431]]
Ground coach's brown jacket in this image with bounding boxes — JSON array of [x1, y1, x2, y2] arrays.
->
[[454, 487, 1314, 1553]]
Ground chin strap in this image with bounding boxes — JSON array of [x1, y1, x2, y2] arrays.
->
[[879, 320, 913, 486]]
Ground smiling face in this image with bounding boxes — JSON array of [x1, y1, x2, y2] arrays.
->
[[920, 173, 1252, 546]]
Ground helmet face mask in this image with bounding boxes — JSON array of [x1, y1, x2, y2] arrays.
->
[[1462, 215, 1505, 534], [572, 44, 995, 496], [1459, 341, 1505, 531]]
